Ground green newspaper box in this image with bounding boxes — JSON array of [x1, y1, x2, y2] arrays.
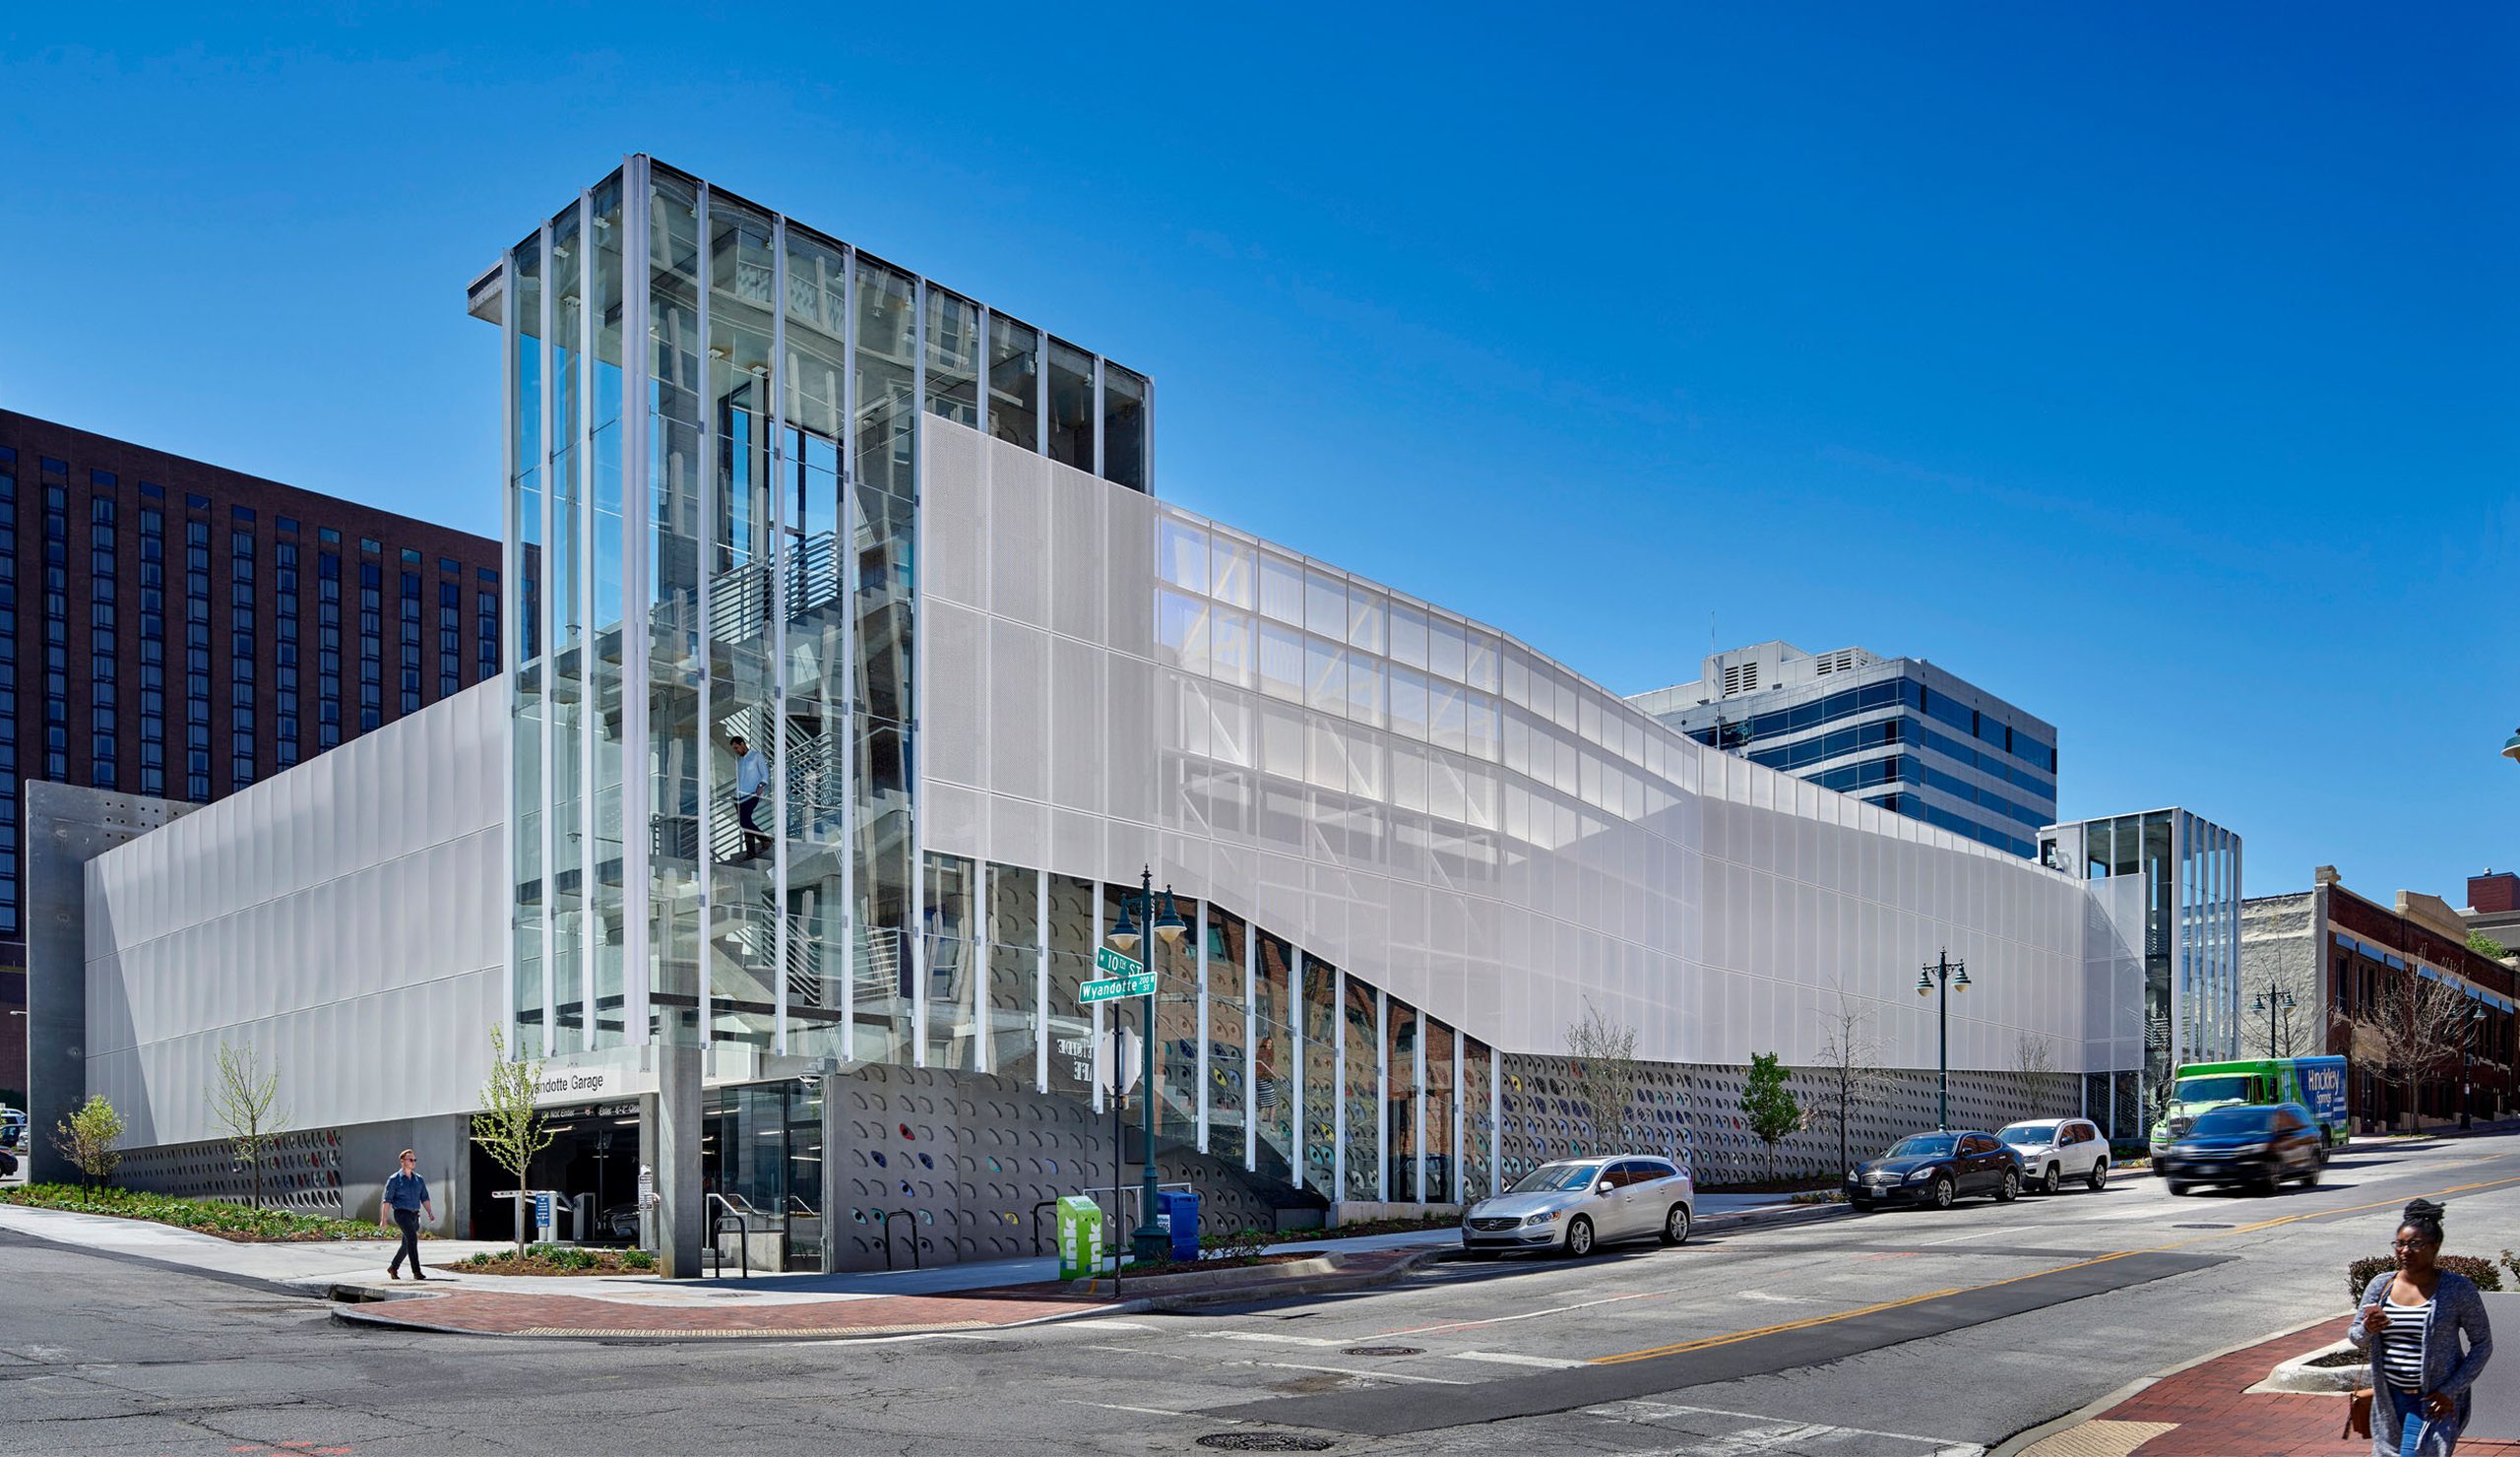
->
[[1056, 1195, 1104, 1281]]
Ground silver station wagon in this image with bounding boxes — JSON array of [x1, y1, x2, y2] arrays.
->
[[1460, 1155, 1695, 1257]]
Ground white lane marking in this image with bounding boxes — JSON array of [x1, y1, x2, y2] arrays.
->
[[1740, 1290, 1810, 1303], [1377, 1287, 1664, 1336], [1591, 1398, 1982, 1452], [1061, 1399, 1197, 1418], [1257, 1360, 1470, 1385], [1446, 1349, 1587, 1368], [1189, 1330, 1347, 1348], [1915, 1228, 2014, 1246], [1072, 1320, 1154, 1332]]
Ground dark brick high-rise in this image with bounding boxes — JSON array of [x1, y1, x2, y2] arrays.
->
[[0, 412, 503, 1109]]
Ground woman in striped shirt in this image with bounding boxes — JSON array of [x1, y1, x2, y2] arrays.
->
[[2349, 1199, 2496, 1456]]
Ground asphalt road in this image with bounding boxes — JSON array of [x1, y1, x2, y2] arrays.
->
[[4, 1133, 2515, 1456]]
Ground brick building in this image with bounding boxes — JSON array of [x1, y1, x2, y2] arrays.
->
[[0, 412, 502, 1109], [2242, 867, 2517, 1130]]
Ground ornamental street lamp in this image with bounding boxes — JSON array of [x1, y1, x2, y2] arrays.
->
[[1918, 949, 1970, 1130], [2250, 986, 2297, 1059], [1107, 865, 1187, 1263]]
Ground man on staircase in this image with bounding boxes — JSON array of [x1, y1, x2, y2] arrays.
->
[[729, 731, 771, 861]]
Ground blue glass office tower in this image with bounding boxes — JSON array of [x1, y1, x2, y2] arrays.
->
[[1631, 641, 2057, 858]]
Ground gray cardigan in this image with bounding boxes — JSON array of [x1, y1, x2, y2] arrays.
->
[[2348, 1268, 2494, 1457]]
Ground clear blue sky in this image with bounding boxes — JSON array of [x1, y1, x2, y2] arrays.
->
[[5, 6, 2515, 905]]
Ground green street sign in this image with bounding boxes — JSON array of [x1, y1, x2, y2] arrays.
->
[[1095, 946, 1144, 980], [1080, 971, 1157, 1003]]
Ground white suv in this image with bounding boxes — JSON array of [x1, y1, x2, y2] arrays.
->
[[1996, 1118, 2110, 1194]]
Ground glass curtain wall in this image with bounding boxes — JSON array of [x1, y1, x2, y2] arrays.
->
[[501, 158, 1149, 1074], [1205, 906, 1250, 1165], [1343, 975, 1381, 1201], [1253, 931, 1297, 1184]]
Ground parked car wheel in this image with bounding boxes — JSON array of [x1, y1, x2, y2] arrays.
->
[[1995, 1169, 2020, 1203], [1929, 1176, 1955, 1211], [1662, 1204, 1692, 1246], [2086, 1159, 2109, 1191], [2038, 1164, 2061, 1194], [1851, 1194, 1875, 1213], [2167, 1179, 2189, 1196], [1563, 1215, 1596, 1257]]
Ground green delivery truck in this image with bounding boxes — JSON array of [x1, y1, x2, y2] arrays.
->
[[2149, 1056, 2350, 1159]]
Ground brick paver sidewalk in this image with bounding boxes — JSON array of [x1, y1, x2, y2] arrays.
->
[[2026, 1319, 2520, 1456]]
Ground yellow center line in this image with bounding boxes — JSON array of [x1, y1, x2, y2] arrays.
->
[[1586, 1171, 2520, 1366]]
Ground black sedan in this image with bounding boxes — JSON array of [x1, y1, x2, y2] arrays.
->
[[2160, 1102, 2322, 1196], [1846, 1130, 2022, 1211]]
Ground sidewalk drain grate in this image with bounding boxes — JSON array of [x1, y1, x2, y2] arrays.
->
[[2173, 1223, 2234, 1230], [1196, 1437, 1334, 1452], [1340, 1345, 1423, 1357]]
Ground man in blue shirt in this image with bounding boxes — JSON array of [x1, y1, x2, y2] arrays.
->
[[730, 732, 770, 861], [379, 1149, 433, 1280]]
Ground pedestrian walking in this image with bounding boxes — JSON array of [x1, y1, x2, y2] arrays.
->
[[380, 1150, 434, 1281], [729, 732, 770, 860], [2348, 1197, 2494, 1456]]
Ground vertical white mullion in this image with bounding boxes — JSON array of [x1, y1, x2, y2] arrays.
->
[[1241, 920, 1256, 1174], [498, 240, 520, 1053], [1091, 354, 1104, 479], [1472, 1044, 1491, 1189], [972, 861, 987, 1074], [909, 274, 927, 1067], [837, 240, 856, 1063], [536, 218, 557, 1056], [770, 215, 791, 1057], [1289, 947, 1303, 1191], [1413, 1010, 1426, 1204], [694, 183, 715, 1047], [620, 156, 654, 1047], [1374, 987, 1388, 1203], [976, 307, 990, 440], [1332, 965, 1347, 1202], [1194, 898, 1210, 1154], [576, 186, 598, 1055], [1034, 330, 1047, 456], [1034, 866, 1049, 1094], [1143, 371, 1155, 496], [1450, 1029, 1464, 1203]]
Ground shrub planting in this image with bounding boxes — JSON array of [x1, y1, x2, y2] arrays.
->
[[2348, 1252, 2503, 1301], [0, 1183, 392, 1242]]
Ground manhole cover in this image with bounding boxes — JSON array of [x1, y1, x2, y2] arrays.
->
[[1339, 1345, 1424, 1357], [2173, 1223, 2233, 1230], [1196, 1436, 1334, 1452]]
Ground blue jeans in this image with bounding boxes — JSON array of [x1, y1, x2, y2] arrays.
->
[[2399, 1407, 2427, 1457]]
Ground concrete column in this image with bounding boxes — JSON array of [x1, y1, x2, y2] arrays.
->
[[656, 1041, 706, 1278], [819, 1070, 846, 1273]]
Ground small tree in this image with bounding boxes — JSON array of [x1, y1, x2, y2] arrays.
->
[[1739, 1051, 1801, 1182], [2359, 975, 2483, 1130], [2012, 1034, 2059, 1120], [1566, 999, 1642, 1155], [55, 1094, 126, 1187], [2467, 930, 2510, 961], [470, 1023, 555, 1254], [208, 1040, 288, 1211], [1808, 991, 1892, 1173]]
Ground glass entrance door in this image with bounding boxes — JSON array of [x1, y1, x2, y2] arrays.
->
[[700, 1081, 825, 1270]]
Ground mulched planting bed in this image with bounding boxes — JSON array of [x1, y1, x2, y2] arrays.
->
[[441, 1244, 656, 1277], [1, 1183, 410, 1243]]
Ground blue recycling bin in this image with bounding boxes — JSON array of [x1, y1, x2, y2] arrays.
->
[[1158, 1189, 1200, 1260]]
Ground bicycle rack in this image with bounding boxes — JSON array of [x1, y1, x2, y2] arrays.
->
[[879, 1209, 920, 1270]]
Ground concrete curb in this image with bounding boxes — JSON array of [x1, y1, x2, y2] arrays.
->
[[325, 1246, 1458, 1341], [1987, 1311, 2344, 1457], [327, 1294, 1156, 1343]]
